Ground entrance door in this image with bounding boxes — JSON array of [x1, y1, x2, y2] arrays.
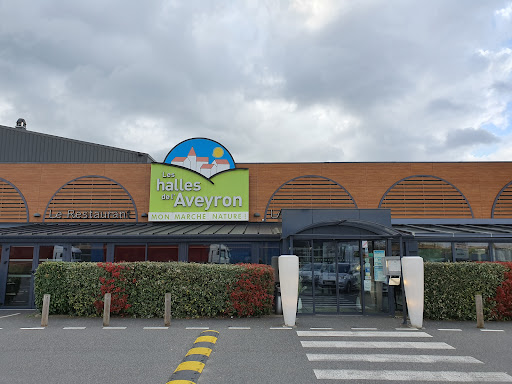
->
[[296, 240, 362, 314], [314, 240, 361, 314], [0, 246, 36, 307]]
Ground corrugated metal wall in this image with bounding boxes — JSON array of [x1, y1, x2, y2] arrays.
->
[[0, 125, 154, 163]]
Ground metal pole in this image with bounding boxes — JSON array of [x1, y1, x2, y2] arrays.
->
[[400, 238, 407, 325]]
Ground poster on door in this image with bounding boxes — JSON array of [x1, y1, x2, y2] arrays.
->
[[374, 250, 386, 282]]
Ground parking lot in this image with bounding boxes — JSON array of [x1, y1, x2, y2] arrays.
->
[[1, 310, 512, 384]]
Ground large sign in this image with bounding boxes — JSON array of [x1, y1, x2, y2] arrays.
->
[[149, 138, 249, 222]]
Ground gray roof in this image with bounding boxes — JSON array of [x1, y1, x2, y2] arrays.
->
[[393, 223, 512, 239], [2, 222, 512, 243], [0, 124, 154, 163], [0, 222, 282, 242]]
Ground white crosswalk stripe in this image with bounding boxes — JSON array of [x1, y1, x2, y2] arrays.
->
[[297, 330, 432, 338], [299, 328, 512, 382], [307, 354, 483, 364], [301, 341, 454, 349], [314, 370, 512, 382]]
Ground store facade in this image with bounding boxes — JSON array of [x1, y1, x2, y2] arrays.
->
[[2, 123, 512, 314]]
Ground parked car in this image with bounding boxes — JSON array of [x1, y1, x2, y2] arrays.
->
[[299, 263, 326, 284], [319, 263, 358, 293]]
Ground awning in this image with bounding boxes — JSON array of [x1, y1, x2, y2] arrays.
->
[[0, 222, 282, 243]]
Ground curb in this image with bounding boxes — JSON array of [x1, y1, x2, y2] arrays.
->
[[166, 329, 219, 384]]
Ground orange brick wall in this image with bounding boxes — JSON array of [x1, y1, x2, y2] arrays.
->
[[1, 162, 511, 223]]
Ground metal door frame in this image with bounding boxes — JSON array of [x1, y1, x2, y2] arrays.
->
[[0, 244, 38, 308]]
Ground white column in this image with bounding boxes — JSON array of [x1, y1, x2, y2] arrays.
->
[[402, 256, 424, 328], [278, 255, 299, 326]]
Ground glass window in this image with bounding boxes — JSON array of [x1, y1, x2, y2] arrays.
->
[[418, 242, 452, 262], [455, 242, 489, 262], [114, 245, 145, 262], [72, 243, 107, 262], [493, 243, 512, 262], [38, 246, 56, 263], [147, 245, 178, 262], [258, 243, 281, 265], [225, 243, 252, 264], [188, 243, 251, 264]]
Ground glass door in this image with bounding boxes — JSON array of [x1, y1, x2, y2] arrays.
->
[[310, 240, 362, 314], [0, 246, 36, 307]]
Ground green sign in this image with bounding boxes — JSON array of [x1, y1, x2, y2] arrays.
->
[[149, 163, 249, 221]]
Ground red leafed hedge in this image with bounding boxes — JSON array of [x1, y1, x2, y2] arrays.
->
[[225, 264, 275, 317], [35, 261, 275, 318], [490, 262, 512, 320]]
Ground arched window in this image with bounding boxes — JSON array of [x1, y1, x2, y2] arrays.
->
[[0, 178, 29, 222], [264, 175, 357, 222], [44, 176, 137, 222], [379, 175, 473, 218], [492, 181, 512, 218]]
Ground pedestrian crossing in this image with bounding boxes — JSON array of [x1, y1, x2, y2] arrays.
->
[[299, 329, 512, 382]]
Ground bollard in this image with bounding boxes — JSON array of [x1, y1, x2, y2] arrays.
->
[[103, 293, 111, 327], [41, 294, 50, 327], [475, 294, 484, 329], [164, 293, 172, 327]]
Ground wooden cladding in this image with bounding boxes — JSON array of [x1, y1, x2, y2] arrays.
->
[[44, 176, 137, 222], [492, 182, 512, 218], [379, 175, 473, 218], [264, 175, 356, 222], [0, 178, 28, 222]]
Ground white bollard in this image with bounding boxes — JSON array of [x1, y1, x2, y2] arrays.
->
[[278, 255, 299, 327], [402, 257, 424, 329]]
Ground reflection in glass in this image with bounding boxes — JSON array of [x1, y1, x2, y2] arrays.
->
[[493, 243, 512, 262], [258, 243, 280, 265], [188, 243, 251, 264], [418, 242, 452, 262], [114, 245, 145, 262], [148, 245, 178, 262], [455, 242, 489, 262], [72, 243, 107, 262], [5, 246, 34, 307]]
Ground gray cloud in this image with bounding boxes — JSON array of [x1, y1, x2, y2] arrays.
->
[[0, 0, 511, 163]]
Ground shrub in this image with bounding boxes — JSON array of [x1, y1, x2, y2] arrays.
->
[[34, 262, 273, 318], [424, 262, 506, 321], [225, 264, 275, 317], [489, 262, 512, 320]]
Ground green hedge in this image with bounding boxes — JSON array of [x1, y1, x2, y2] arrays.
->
[[34, 262, 274, 318], [424, 262, 507, 321]]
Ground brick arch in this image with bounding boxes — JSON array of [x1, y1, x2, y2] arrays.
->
[[44, 175, 138, 222], [264, 175, 357, 222], [0, 177, 29, 222], [379, 175, 473, 218]]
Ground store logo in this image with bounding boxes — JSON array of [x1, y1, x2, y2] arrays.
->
[[149, 138, 248, 222], [163, 138, 235, 178]]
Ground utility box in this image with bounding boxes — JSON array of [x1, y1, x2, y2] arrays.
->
[[385, 256, 401, 285]]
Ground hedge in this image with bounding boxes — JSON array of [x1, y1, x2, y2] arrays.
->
[[34, 262, 274, 318], [424, 262, 510, 321]]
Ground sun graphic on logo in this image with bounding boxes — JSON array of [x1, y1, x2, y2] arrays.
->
[[212, 147, 224, 158]]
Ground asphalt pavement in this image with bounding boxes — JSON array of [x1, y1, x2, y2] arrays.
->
[[1, 309, 511, 384]]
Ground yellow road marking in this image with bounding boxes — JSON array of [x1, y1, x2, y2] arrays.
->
[[195, 336, 217, 344], [174, 361, 205, 373], [186, 347, 212, 357], [166, 380, 196, 384]]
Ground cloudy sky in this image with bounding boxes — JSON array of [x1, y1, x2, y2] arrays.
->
[[0, 1, 511, 163]]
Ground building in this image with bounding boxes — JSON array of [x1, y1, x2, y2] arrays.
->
[[1, 121, 512, 315]]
